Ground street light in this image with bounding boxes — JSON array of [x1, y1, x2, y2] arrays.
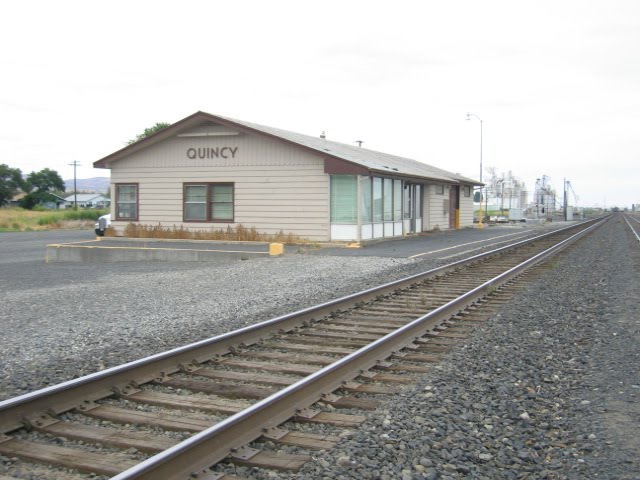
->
[[466, 112, 484, 228]]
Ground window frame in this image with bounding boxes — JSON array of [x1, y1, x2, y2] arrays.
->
[[435, 184, 445, 195], [183, 182, 235, 223], [115, 183, 139, 221], [463, 185, 471, 197]]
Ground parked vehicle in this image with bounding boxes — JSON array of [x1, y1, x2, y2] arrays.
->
[[95, 213, 111, 236]]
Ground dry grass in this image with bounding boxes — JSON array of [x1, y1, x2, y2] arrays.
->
[[116, 223, 305, 244], [0, 208, 107, 231]]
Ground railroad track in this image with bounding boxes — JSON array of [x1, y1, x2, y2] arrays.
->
[[623, 212, 640, 244], [0, 218, 607, 480]]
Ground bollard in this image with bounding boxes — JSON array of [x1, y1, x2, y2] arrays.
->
[[269, 242, 284, 257]]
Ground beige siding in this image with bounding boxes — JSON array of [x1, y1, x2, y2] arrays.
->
[[424, 184, 450, 230], [109, 133, 330, 240], [459, 185, 475, 227]]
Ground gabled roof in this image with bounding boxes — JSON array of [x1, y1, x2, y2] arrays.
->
[[63, 193, 107, 202], [94, 111, 481, 185]]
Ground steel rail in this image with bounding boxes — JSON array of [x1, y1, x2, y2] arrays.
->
[[623, 214, 640, 244], [0, 218, 601, 433], [111, 218, 608, 479]]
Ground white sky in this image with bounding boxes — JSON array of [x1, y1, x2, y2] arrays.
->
[[1, 0, 638, 208]]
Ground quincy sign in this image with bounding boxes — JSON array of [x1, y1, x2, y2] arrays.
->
[[186, 147, 238, 159]]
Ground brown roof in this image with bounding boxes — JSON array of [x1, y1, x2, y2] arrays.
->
[[94, 111, 481, 185]]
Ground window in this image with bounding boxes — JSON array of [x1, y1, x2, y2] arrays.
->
[[360, 176, 372, 223], [393, 179, 402, 221], [435, 184, 445, 195], [330, 175, 357, 223], [116, 184, 138, 220], [372, 177, 383, 222], [383, 178, 393, 222], [464, 185, 471, 197], [184, 183, 234, 222]]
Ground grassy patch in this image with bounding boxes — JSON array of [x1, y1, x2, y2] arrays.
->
[[118, 223, 305, 244], [0, 208, 108, 231]]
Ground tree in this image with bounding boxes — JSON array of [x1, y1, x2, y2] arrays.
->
[[25, 168, 65, 193], [19, 168, 65, 210], [127, 122, 171, 145], [0, 164, 24, 206]]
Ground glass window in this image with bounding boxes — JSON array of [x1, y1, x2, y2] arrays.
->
[[464, 185, 471, 197], [116, 184, 137, 220], [211, 184, 234, 220], [330, 175, 357, 223], [372, 177, 383, 222], [360, 176, 372, 223], [435, 184, 444, 195], [403, 184, 411, 219], [393, 179, 402, 221], [184, 183, 234, 222], [383, 178, 393, 221], [185, 185, 207, 221]]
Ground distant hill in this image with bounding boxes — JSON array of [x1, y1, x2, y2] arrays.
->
[[64, 177, 110, 193]]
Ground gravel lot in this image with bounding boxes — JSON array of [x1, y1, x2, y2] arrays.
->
[[1, 216, 638, 479], [1, 232, 430, 400]]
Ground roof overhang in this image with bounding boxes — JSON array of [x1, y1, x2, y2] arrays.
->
[[94, 111, 484, 187]]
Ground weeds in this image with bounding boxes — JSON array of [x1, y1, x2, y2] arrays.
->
[[0, 208, 108, 231], [120, 223, 306, 244]]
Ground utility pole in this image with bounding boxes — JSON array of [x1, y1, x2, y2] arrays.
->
[[69, 161, 80, 210], [466, 113, 484, 228], [563, 178, 568, 221]]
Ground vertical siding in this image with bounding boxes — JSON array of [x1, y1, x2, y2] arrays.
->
[[109, 132, 330, 240]]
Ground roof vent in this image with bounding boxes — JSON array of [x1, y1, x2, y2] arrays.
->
[[320, 131, 326, 139], [355, 140, 363, 147]]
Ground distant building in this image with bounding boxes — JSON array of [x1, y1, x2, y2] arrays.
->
[[64, 193, 110, 209], [9, 192, 68, 209]]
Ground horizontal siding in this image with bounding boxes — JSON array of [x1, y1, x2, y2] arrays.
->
[[111, 165, 324, 176], [425, 184, 449, 230], [459, 194, 474, 227], [110, 132, 331, 240], [109, 132, 324, 169]]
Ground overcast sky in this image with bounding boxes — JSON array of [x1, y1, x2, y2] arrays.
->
[[1, 0, 638, 208]]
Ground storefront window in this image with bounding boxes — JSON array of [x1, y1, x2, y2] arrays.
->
[[383, 178, 393, 221], [394, 179, 402, 221], [360, 176, 372, 223], [330, 175, 357, 223], [372, 177, 383, 222]]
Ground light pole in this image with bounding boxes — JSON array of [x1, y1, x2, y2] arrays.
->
[[466, 112, 484, 228]]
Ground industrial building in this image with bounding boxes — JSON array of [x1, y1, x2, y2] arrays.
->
[[94, 111, 480, 242]]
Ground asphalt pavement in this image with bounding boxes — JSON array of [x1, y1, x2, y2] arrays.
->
[[304, 222, 573, 258]]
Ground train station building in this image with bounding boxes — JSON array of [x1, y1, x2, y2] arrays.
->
[[94, 111, 481, 242]]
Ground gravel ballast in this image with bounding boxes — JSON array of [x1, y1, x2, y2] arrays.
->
[[253, 215, 637, 480], [0, 253, 420, 400], [1, 216, 638, 480]]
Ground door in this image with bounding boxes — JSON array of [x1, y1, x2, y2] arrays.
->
[[403, 183, 423, 233], [449, 186, 459, 229]]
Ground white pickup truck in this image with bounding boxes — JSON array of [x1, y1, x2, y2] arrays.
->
[[94, 213, 111, 236]]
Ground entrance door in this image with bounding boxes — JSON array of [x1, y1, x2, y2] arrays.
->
[[403, 183, 422, 234], [449, 186, 459, 229]]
